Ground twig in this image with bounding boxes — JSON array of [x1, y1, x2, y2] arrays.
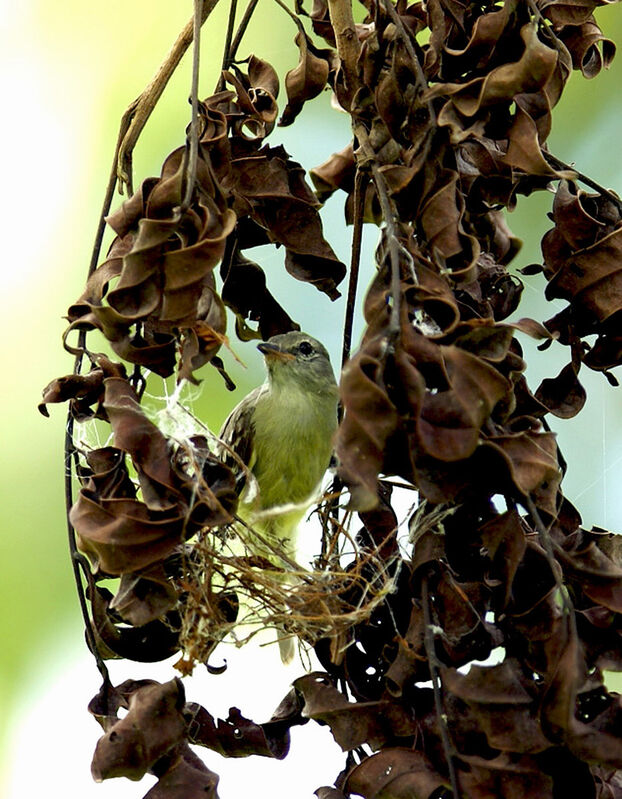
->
[[116, 0, 221, 194], [221, 0, 239, 75], [229, 0, 262, 70], [216, 0, 261, 92], [526, 0, 568, 60], [317, 479, 345, 568], [422, 574, 460, 799], [273, 0, 307, 35], [522, 494, 575, 617], [326, 0, 361, 105], [181, 0, 204, 211], [543, 151, 622, 212], [64, 424, 109, 683], [354, 123, 403, 338], [341, 167, 368, 366], [87, 125, 127, 278], [378, 0, 436, 125]]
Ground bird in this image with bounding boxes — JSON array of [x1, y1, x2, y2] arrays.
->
[[218, 331, 339, 662]]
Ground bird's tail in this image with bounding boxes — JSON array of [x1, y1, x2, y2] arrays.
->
[[278, 631, 296, 664], [256, 518, 300, 665]]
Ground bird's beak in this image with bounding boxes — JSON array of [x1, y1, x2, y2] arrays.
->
[[257, 341, 295, 361]]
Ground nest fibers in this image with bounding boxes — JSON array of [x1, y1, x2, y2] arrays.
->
[[175, 501, 402, 673]]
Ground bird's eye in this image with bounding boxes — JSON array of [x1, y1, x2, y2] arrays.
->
[[298, 340, 314, 356]]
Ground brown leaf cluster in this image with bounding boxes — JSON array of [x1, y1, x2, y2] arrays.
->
[[307, 498, 622, 798], [67, 361, 236, 576], [88, 677, 304, 797], [43, 354, 238, 663], [336, 235, 560, 513], [538, 179, 622, 384], [65, 56, 345, 384]]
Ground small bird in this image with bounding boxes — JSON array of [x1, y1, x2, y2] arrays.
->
[[218, 331, 339, 662]]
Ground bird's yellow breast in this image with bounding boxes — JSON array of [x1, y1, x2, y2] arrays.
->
[[246, 383, 337, 514]]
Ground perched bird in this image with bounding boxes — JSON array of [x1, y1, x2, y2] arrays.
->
[[218, 331, 339, 662]]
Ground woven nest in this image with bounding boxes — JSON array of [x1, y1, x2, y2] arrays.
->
[[175, 505, 401, 673]]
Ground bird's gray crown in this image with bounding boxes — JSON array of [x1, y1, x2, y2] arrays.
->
[[257, 331, 337, 392]]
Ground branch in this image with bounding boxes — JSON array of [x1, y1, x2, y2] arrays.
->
[[544, 151, 622, 212], [326, 0, 361, 105], [216, 0, 261, 92], [220, 0, 239, 75], [422, 575, 460, 799], [181, 0, 204, 211], [116, 0, 221, 194], [341, 167, 368, 366], [228, 0, 262, 69], [354, 122, 406, 339], [378, 0, 436, 126]]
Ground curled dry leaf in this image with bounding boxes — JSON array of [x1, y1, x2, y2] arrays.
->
[[558, 17, 616, 78], [91, 679, 187, 782], [186, 698, 299, 759], [294, 673, 415, 750], [279, 31, 333, 126], [314, 788, 346, 799], [426, 24, 559, 117], [220, 247, 301, 341], [143, 748, 220, 799], [344, 748, 448, 799], [70, 374, 236, 575], [110, 563, 179, 627], [39, 357, 126, 420], [441, 659, 551, 754], [89, 581, 181, 662], [310, 142, 356, 203], [457, 752, 554, 799]]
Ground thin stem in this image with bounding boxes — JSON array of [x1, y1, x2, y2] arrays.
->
[[64, 422, 109, 683], [116, 0, 220, 194], [216, 0, 261, 91], [378, 0, 436, 125], [543, 151, 622, 212], [341, 167, 368, 367], [326, 0, 361, 105], [88, 130, 125, 277], [526, 0, 567, 59], [522, 494, 574, 617], [221, 0, 239, 74], [317, 478, 345, 570], [273, 0, 306, 32], [355, 123, 403, 338], [229, 0, 261, 67], [182, 0, 204, 211], [422, 575, 460, 799]]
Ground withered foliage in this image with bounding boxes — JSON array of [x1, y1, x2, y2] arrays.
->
[[40, 0, 622, 796]]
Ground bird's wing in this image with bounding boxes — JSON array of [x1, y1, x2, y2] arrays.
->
[[217, 384, 266, 477]]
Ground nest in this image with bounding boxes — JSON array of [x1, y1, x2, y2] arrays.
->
[[175, 505, 401, 673]]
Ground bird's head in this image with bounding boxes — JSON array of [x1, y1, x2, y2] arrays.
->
[[258, 332, 337, 395]]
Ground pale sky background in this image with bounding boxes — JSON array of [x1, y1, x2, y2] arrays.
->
[[2, 1, 622, 798]]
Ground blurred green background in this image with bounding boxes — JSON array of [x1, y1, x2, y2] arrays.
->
[[2, 1, 622, 796]]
